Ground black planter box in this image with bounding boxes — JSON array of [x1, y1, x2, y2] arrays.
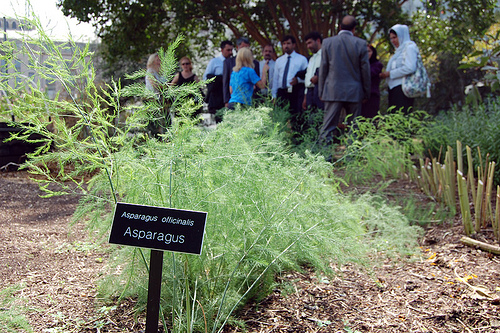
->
[[0, 122, 45, 171]]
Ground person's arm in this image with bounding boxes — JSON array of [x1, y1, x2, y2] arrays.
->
[[294, 58, 308, 84], [317, 46, 328, 99], [171, 73, 180, 85], [203, 58, 216, 81], [255, 62, 269, 89], [222, 58, 231, 105], [382, 43, 418, 80], [371, 62, 383, 77], [271, 59, 279, 98], [360, 43, 371, 101]]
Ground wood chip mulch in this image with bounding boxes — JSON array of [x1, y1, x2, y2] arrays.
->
[[1, 171, 500, 332]]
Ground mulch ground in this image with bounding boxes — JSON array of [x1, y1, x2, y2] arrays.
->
[[1, 170, 500, 332]]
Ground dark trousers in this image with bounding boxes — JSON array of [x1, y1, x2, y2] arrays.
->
[[305, 87, 324, 110], [276, 84, 305, 115], [318, 100, 361, 144], [388, 85, 414, 114], [277, 84, 305, 134], [361, 93, 380, 118]]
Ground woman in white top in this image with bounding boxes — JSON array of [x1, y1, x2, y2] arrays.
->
[[145, 53, 166, 96], [380, 24, 418, 114], [145, 53, 168, 137]]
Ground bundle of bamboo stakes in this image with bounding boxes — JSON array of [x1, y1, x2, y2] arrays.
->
[[416, 141, 500, 242]]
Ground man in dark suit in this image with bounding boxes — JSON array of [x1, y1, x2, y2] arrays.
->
[[318, 15, 370, 146], [204, 40, 234, 122], [222, 37, 260, 108]]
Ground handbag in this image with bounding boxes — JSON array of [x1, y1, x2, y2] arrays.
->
[[402, 44, 430, 98]]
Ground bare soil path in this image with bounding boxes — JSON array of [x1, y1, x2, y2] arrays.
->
[[1, 170, 500, 332], [0, 171, 141, 332]]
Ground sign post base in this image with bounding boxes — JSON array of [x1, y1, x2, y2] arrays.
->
[[145, 249, 164, 333]]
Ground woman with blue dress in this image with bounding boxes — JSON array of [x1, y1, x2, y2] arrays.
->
[[228, 48, 269, 109]]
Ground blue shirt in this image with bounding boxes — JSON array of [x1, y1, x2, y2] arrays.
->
[[229, 67, 261, 105], [203, 54, 226, 80]]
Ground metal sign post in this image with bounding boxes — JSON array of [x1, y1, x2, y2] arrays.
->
[[109, 202, 208, 333], [145, 249, 164, 333]]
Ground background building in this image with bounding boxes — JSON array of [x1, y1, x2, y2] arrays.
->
[[1, 17, 98, 101]]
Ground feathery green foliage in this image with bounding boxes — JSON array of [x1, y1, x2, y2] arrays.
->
[[341, 108, 429, 184], [88, 106, 422, 331], [0, 285, 32, 333], [1, 16, 423, 332]]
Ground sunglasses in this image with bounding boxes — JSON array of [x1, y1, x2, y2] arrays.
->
[[181, 63, 191, 65]]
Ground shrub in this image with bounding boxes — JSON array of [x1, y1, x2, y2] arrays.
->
[[422, 97, 500, 185], [1, 18, 423, 332], [83, 106, 422, 331], [342, 108, 430, 184]]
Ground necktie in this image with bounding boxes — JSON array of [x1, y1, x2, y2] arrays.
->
[[282, 55, 291, 89]]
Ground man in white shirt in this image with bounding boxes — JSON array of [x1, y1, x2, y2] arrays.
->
[[302, 31, 324, 112], [272, 35, 308, 117]]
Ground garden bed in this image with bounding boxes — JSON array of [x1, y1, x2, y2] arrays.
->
[[1, 170, 499, 332]]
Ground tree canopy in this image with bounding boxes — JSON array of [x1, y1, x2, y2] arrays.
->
[[58, 0, 497, 111], [57, 0, 409, 64]]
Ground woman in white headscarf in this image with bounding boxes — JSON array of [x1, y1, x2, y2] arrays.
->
[[380, 24, 418, 113]]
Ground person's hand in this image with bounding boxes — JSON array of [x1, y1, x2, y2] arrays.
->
[[290, 77, 298, 86], [380, 71, 390, 79], [310, 75, 318, 85], [302, 96, 307, 110], [263, 62, 270, 72]]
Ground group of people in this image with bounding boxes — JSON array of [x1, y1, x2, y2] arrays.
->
[[146, 54, 200, 94], [146, 16, 423, 148]]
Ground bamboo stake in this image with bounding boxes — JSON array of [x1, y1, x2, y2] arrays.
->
[[418, 158, 432, 197], [460, 236, 500, 255], [457, 171, 474, 236], [480, 154, 490, 228], [466, 146, 476, 205], [476, 180, 484, 233], [477, 147, 483, 182], [433, 159, 441, 199], [457, 141, 463, 175], [426, 159, 438, 196], [495, 185, 500, 241], [445, 146, 456, 211], [443, 150, 450, 207], [485, 161, 495, 227]]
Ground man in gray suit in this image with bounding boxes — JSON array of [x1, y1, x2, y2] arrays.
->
[[318, 15, 370, 146]]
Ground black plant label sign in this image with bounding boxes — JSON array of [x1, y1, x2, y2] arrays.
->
[[109, 202, 207, 255]]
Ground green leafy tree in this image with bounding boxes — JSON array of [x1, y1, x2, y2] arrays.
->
[[459, 21, 500, 105], [405, 0, 497, 111], [57, 0, 409, 69], [58, 0, 497, 111]]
